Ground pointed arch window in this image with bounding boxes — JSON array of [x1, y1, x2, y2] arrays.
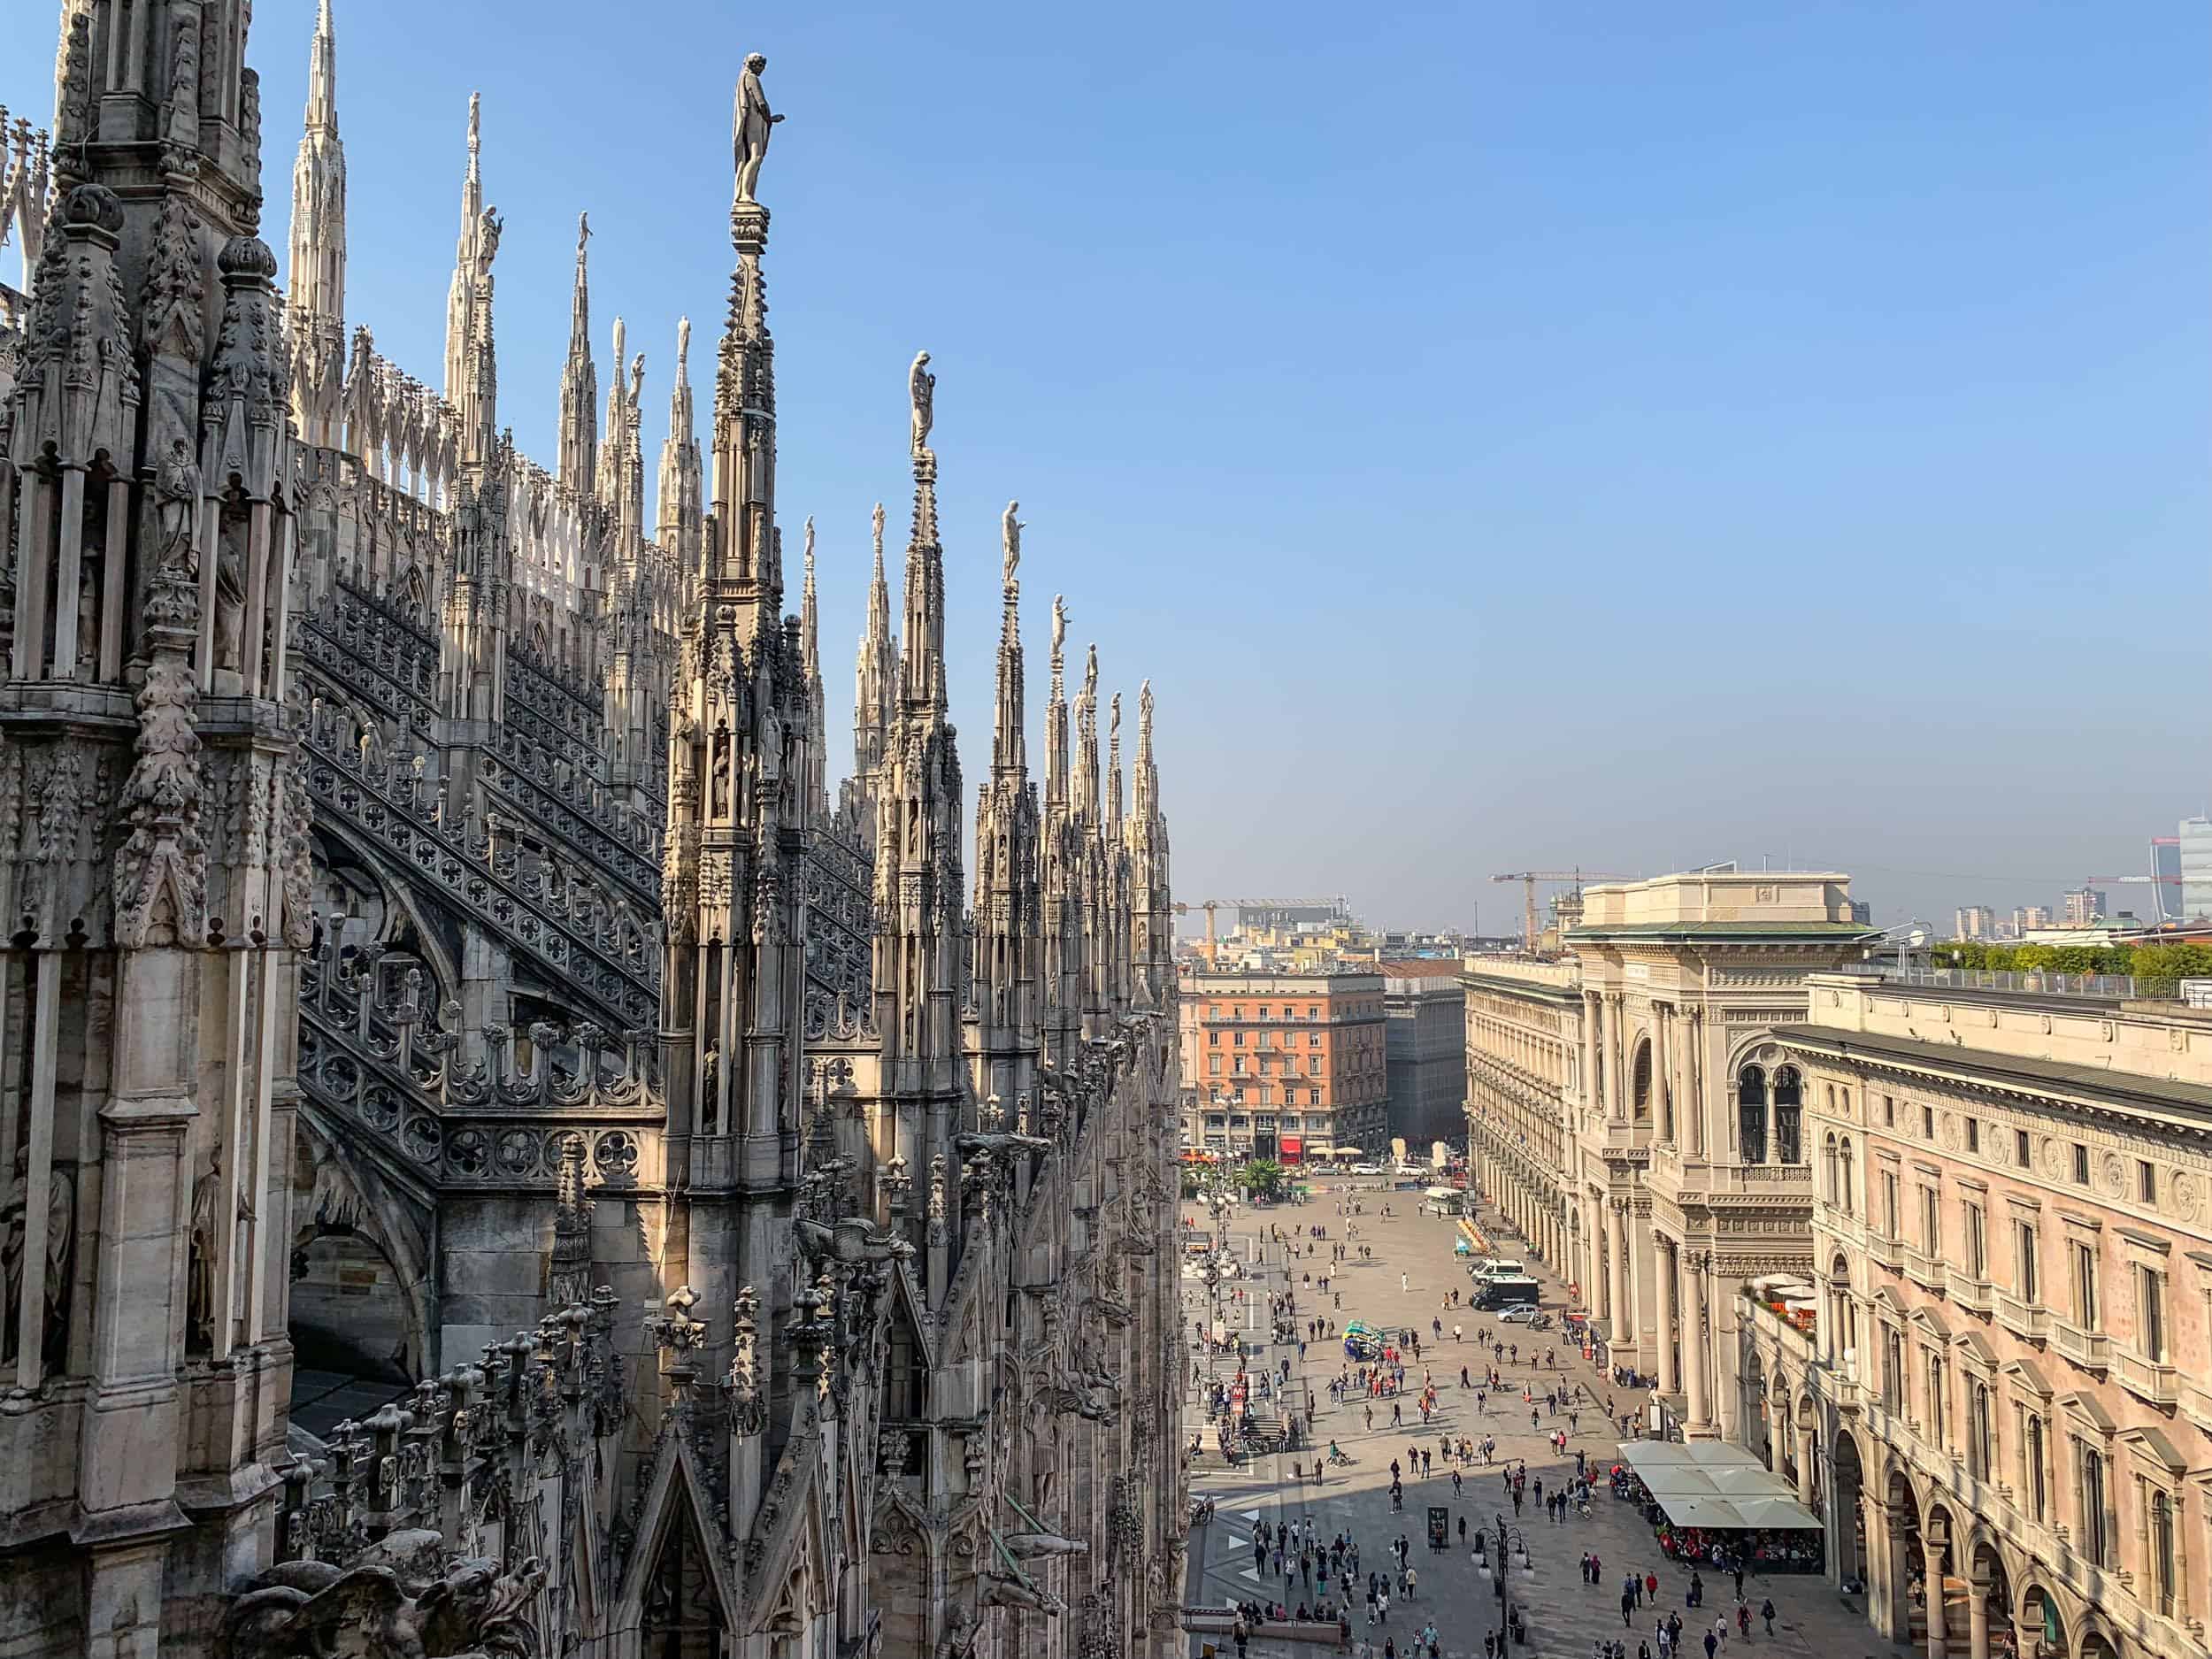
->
[[1738, 1065, 1768, 1164]]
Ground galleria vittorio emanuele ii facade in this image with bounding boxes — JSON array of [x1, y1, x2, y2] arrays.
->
[[0, 4, 1185, 1655]]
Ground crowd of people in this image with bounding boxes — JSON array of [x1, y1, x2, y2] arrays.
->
[[1183, 1179, 1810, 1659]]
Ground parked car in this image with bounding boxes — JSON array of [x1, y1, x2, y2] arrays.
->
[[1393, 1163, 1425, 1176], [1349, 1163, 1382, 1175], [1496, 1303, 1542, 1324]]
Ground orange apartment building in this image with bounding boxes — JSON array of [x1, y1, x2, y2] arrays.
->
[[1178, 969, 1390, 1163]]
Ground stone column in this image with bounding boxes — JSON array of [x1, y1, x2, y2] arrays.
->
[[1684, 1252, 1709, 1428], [1609, 995, 1627, 1119], [1594, 1210, 1610, 1325], [1796, 1422, 1816, 1508], [1767, 1387, 1786, 1471], [1922, 1532, 1949, 1659], [1609, 1202, 1632, 1357], [1654, 1240, 1678, 1396], [1966, 1574, 1991, 1659]]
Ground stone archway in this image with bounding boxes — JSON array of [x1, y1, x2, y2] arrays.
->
[[1744, 1351, 1771, 1468], [2018, 1581, 2066, 1659], [286, 1116, 434, 1393], [1921, 1502, 1962, 1659], [1969, 1537, 2013, 1659], [1878, 1466, 1923, 1643], [1829, 1427, 1866, 1589]]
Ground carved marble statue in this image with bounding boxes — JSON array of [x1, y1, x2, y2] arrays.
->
[[1001, 501, 1022, 588], [154, 439, 202, 580], [733, 53, 783, 203], [909, 350, 933, 456]]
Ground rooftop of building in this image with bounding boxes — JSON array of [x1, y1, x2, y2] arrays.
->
[[1458, 957, 1581, 991], [1573, 867, 1862, 933], [1180, 966, 1386, 989]]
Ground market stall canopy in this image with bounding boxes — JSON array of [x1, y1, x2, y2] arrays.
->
[[1613, 1441, 1824, 1531]]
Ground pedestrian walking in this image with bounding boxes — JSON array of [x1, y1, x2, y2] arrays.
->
[[1760, 1600, 1775, 1637], [1647, 1571, 1658, 1602]]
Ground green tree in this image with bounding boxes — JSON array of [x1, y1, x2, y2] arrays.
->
[[1237, 1159, 1286, 1201]]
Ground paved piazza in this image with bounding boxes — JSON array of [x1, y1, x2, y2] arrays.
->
[[1181, 1177, 1922, 1659]]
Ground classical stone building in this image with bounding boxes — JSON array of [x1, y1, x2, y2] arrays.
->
[[1380, 962, 1465, 1151], [0, 5, 1184, 1656], [1463, 870, 1874, 1440], [1179, 968, 1388, 1161], [1739, 965, 2212, 1659]]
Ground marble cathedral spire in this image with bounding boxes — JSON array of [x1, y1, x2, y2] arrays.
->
[[442, 93, 500, 461], [655, 316, 703, 571], [556, 212, 597, 493], [288, 0, 348, 446], [899, 351, 946, 713], [801, 515, 829, 823], [872, 351, 965, 1204], [1045, 595, 1070, 810], [1126, 678, 1172, 1006], [849, 501, 897, 801], [1073, 641, 1100, 825], [596, 317, 645, 545], [1108, 690, 1124, 832], [972, 499, 1041, 1106]]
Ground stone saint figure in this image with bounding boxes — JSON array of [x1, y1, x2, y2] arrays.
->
[[1001, 501, 1023, 588], [154, 438, 202, 579], [187, 1151, 220, 1352], [733, 54, 783, 203], [213, 512, 249, 672], [909, 351, 934, 456], [1051, 595, 1066, 664]]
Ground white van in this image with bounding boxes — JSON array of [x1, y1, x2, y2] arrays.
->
[[1471, 1258, 1525, 1283]]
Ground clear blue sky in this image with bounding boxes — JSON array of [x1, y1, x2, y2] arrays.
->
[[7, 2, 2207, 930]]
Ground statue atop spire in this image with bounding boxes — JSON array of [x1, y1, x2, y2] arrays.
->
[[733, 53, 783, 203], [910, 351, 935, 458], [1001, 501, 1023, 590]]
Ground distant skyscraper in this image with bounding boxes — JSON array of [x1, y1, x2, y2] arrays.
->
[[2154, 836, 2183, 924], [1955, 905, 1995, 941], [2022, 905, 2055, 931], [2062, 887, 2104, 926], [2183, 819, 2212, 921]]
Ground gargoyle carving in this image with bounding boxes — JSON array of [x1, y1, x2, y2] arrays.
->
[[220, 1554, 548, 1658], [1002, 1529, 1090, 1560], [978, 1569, 1064, 1616]]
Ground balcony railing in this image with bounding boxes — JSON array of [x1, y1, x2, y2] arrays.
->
[[1881, 965, 2137, 1001], [2181, 1378, 2212, 1439], [1864, 1233, 1905, 1271], [2051, 1317, 2110, 1373], [1903, 1248, 1947, 1293], [2116, 1348, 2177, 1407], [1948, 1272, 1993, 1314], [1995, 1292, 2050, 1340]]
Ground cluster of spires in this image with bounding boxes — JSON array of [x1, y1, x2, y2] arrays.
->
[[282, 2, 1168, 917]]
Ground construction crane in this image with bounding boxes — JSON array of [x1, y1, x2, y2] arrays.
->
[[1172, 896, 1351, 966], [2089, 875, 2179, 926], [1490, 870, 1632, 949]]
